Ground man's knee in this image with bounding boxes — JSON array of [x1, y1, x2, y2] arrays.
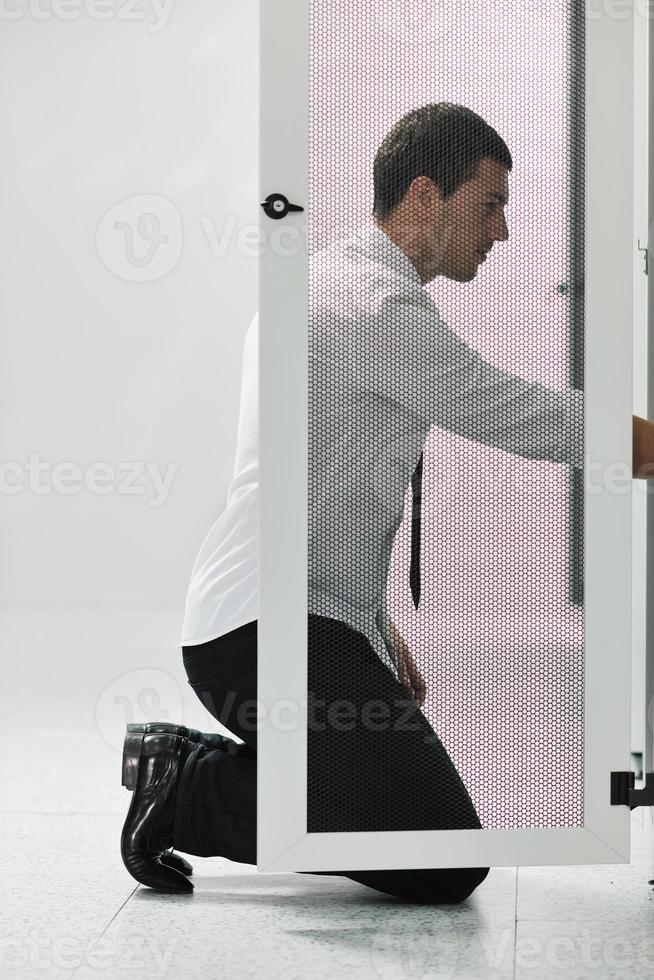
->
[[414, 865, 490, 904], [442, 866, 490, 903]]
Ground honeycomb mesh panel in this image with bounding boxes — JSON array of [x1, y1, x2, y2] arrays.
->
[[307, 2, 585, 832]]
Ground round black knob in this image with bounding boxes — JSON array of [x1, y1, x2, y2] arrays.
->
[[260, 193, 304, 220]]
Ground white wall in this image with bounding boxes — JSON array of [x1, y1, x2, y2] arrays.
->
[[0, 2, 259, 612]]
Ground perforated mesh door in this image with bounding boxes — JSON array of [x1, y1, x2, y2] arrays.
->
[[307, 2, 585, 832]]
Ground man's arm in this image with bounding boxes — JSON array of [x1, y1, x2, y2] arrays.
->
[[633, 415, 654, 478], [386, 419, 653, 703]]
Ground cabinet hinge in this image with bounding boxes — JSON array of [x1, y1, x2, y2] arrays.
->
[[610, 770, 654, 808]]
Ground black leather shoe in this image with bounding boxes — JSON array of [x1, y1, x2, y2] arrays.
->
[[120, 730, 193, 893], [122, 724, 196, 790], [124, 722, 241, 763], [122, 724, 199, 877], [122, 722, 254, 879]]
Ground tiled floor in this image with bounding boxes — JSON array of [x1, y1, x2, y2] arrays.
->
[[2, 609, 653, 979]]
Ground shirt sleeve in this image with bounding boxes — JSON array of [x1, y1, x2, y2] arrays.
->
[[340, 287, 584, 470]]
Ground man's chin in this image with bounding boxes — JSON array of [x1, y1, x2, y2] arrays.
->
[[448, 268, 477, 283]]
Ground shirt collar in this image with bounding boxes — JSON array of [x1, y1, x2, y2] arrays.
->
[[353, 220, 423, 287]]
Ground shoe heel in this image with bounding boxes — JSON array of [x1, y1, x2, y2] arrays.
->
[[122, 731, 145, 791], [126, 723, 188, 737]]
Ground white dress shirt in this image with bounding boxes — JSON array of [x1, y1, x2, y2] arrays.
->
[[307, 222, 583, 672], [179, 312, 258, 647], [180, 222, 583, 670]]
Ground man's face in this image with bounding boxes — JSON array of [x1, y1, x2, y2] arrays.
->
[[428, 157, 510, 283]]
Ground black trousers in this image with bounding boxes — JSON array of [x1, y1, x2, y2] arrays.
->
[[175, 614, 489, 903]]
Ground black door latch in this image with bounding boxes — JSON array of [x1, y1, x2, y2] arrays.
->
[[611, 770, 654, 809], [260, 193, 304, 220]]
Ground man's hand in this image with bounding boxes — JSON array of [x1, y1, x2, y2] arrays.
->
[[389, 619, 427, 708], [633, 415, 654, 478]]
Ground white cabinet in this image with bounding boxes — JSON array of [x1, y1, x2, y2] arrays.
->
[[259, 0, 634, 870]]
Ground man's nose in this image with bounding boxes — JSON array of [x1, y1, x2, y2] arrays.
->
[[493, 213, 509, 242]]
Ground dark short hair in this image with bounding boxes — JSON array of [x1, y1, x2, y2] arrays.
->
[[372, 102, 512, 220]]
